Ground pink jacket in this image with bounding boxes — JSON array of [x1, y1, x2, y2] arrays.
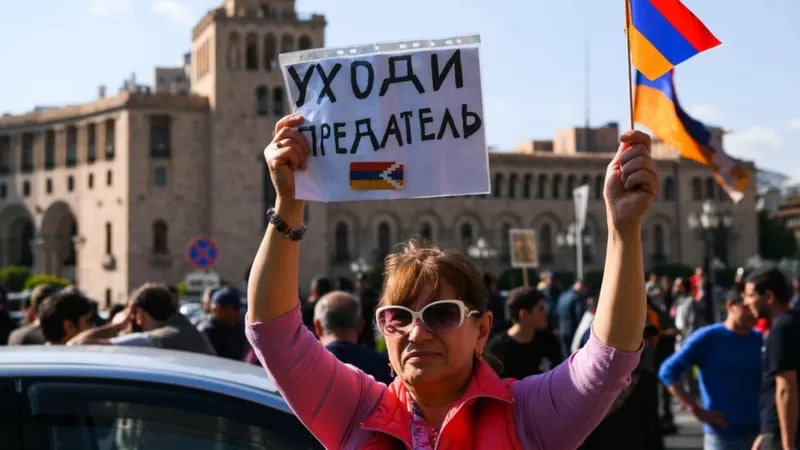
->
[[246, 307, 641, 449]]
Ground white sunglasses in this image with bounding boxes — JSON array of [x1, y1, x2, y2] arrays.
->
[[375, 300, 481, 337]]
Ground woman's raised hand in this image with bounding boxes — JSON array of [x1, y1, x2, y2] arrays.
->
[[264, 114, 310, 205], [603, 130, 661, 233]]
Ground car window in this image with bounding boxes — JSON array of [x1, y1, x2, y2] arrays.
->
[[0, 378, 22, 450], [20, 378, 323, 450]]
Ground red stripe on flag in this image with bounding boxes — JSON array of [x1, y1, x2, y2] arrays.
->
[[350, 162, 394, 172], [648, 0, 721, 51]]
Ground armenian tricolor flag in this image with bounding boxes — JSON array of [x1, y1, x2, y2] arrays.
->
[[627, 0, 721, 81], [349, 162, 404, 190], [633, 70, 751, 203]]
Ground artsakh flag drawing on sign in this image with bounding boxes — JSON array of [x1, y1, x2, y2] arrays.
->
[[349, 162, 404, 190]]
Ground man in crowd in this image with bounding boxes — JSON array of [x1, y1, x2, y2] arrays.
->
[[68, 283, 216, 355], [487, 286, 562, 379], [197, 286, 247, 360], [744, 267, 800, 450], [556, 279, 588, 357], [659, 287, 762, 449], [313, 290, 392, 384], [7, 284, 60, 345], [39, 290, 94, 344]]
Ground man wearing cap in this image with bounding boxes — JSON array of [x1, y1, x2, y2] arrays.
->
[[8, 284, 61, 345], [197, 286, 247, 360]]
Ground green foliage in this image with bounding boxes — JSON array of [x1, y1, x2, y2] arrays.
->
[[375, 335, 387, 354], [176, 281, 188, 297], [23, 274, 70, 291], [759, 210, 798, 260], [0, 266, 32, 292]]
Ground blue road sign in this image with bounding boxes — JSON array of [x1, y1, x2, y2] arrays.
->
[[187, 237, 218, 269]]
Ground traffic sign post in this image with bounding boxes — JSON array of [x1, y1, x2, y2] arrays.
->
[[186, 237, 218, 270]]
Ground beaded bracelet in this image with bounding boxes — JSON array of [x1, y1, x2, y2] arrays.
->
[[266, 207, 306, 241]]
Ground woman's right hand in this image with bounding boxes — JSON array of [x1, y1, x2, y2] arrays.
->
[[264, 113, 310, 206]]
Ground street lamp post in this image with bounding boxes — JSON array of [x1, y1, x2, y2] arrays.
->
[[468, 237, 497, 272], [556, 223, 594, 280], [687, 200, 734, 317], [349, 257, 372, 279]]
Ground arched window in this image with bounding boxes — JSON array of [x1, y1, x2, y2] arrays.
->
[[419, 222, 433, 242], [493, 173, 504, 198], [594, 174, 604, 200], [255, 86, 269, 116], [522, 174, 532, 199], [245, 33, 259, 70], [539, 224, 553, 264], [263, 34, 277, 71], [705, 177, 715, 200], [281, 34, 294, 53], [227, 32, 242, 70], [500, 222, 513, 263], [691, 177, 702, 201], [298, 35, 313, 50], [508, 174, 518, 199], [272, 88, 284, 115], [566, 175, 576, 199], [653, 224, 666, 263], [537, 175, 547, 199], [334, 222, 349, 262], [152, 220, 168, 254], [377, 222, 391, 259], [663, 176, 676, 201], [460, 223, 474, 247], [105, 222, 113, 254], [551, 174, 562, 200]]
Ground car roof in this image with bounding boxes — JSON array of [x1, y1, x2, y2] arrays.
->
[[1, 345, 289, 413]]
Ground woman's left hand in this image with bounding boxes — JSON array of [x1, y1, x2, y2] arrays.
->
[[604, 130, 660, 233]]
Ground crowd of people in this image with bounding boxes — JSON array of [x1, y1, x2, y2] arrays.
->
[[2, 111, 800, 449]]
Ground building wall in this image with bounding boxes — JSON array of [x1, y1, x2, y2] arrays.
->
[[193, 2, 327, 290], [324, 151, 759, 283], [126, 107, 210, 292], [0, 104, 132, 305]]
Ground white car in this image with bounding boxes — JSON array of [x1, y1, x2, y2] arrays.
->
[[1, 345, 322, 449]]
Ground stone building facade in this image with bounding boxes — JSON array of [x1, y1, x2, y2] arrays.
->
[[0, 0, 326, 304], [0, 0, 759, 303], [324, 136, 759, 284]]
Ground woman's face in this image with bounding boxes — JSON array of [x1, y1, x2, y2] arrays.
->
[[384, 281, 491, 390]]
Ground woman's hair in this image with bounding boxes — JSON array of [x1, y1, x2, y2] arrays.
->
[[379, 239, 488, 313]]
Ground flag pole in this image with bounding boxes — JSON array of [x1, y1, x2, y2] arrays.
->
[[624, 0, 635, 129]]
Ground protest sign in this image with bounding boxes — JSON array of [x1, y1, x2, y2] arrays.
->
[[279, 35, 489, 202], [509, 228, 539, 269]]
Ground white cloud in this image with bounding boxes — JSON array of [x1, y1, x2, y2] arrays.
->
[[686, 104, 721, 123], [86, 0, 133, 17], [725, 126, 789, 172], [789, 117, 800, 130], [151, 0, 195, 26]]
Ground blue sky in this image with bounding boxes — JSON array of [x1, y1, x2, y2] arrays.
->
[[1, 0, 797, 176]]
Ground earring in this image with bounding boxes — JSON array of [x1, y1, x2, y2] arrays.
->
[[388, 363, 396, 378]]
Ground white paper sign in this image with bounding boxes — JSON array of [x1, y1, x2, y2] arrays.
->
[[279, 35, 489, 202]]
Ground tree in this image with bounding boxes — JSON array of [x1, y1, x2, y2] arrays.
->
[[758, 210, 798, 260]]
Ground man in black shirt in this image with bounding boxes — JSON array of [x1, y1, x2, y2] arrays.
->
[[487, 286, 562, 380], [744, 267, 799, 450]]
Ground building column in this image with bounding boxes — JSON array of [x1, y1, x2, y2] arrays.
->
[[31, 234, 52, 275]]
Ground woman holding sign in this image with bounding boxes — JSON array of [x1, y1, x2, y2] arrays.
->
[[246, 113, 660, 449]]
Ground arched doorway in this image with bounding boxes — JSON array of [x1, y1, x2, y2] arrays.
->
[[0, 204, 35, 268], [41, 202, 79, 280]]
